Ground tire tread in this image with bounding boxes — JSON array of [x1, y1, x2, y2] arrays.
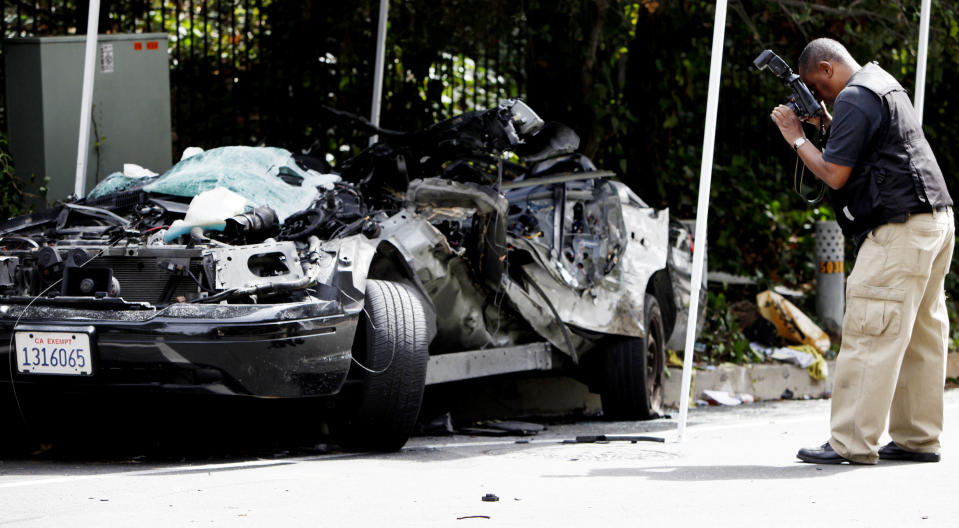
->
[[341, 280, 430, 451]]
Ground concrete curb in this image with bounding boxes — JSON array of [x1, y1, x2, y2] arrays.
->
[[425, 352, 959, 420], [663, 361, 835, 408], [663, 351, 959, 409]]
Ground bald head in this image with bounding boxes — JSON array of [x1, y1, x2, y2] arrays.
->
[[799, 38, 857, 72], [797, 38, 862, 105]]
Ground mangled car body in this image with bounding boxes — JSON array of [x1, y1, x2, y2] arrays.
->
[[0, 101, 703, 450]]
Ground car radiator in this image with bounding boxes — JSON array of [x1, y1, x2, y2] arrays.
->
[[86, 257, 205, 304]]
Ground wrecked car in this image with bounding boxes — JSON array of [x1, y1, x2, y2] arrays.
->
[[0, 100, 704, 451]]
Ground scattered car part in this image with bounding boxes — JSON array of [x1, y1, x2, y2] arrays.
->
[[566, 434, 665, 443]]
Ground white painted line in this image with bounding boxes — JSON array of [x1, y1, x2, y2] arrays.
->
[[0, 453, 354, 490]]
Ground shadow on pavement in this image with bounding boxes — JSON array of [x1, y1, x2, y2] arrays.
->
[[580, 463, 866, 480]]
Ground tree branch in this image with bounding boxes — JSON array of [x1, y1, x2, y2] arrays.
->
[[731, 0, 763, 46], [767, 0, 900, 23], [777, 1, 809, 42], [583, 0, 609, 74]]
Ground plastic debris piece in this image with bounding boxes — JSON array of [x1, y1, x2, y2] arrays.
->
[[768, 345, 815, 368], [757, 290, 831, 353], [123, 163, 158, 178], [571, 434, 665, 443], [739, 393, 755, 404], [164, 187, 247, 242], [180, 146, 204, 160], [781, 388, 795, 400], [789, 344, 829, 381], [482, 494, 499, 502], [750, 341, 776, 359], [457, 516, 491, 520], [459, 420, 545, 437], [667, 349, 684, 367], [703, 390, 742, 406], [478, 420, 545, 436], [459, 427, 510, 437], [756, 342, 828, 381]]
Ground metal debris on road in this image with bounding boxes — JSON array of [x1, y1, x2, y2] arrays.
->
[[565, 434, 665, 444]]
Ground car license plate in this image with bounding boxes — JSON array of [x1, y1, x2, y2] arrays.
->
[[15, 330, 93, 375]]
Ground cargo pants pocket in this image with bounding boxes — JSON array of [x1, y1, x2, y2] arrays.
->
[[844, 284, 905, 337]]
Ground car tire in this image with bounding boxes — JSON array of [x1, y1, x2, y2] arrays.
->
[[600, 293, 666, 420], [336, 279, 430, 451]]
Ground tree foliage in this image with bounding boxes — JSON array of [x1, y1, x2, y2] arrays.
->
[[3, 1, 959, 338]]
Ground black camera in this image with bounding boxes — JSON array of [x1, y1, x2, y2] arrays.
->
[[753, 49, 822, 118]]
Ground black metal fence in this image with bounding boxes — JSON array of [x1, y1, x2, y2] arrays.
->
[[1, 1, 525, 159]]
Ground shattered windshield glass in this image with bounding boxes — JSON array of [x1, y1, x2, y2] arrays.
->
[[89, 146, 340, 222]]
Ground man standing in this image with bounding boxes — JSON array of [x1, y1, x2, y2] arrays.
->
[[770, 38, 954, 464]]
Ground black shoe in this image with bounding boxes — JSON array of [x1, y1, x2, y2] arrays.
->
[[797, 442, 855, 464], [878, 441, 940, 462]]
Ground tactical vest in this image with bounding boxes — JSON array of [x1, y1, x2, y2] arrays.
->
[[829, 62, 952, 240]]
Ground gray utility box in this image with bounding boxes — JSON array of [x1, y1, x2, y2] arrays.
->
[[4, 33, 172, 203]]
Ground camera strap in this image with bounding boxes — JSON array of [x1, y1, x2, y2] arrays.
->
[[792, 120, 828, 204], [794, 157, 826, 204]]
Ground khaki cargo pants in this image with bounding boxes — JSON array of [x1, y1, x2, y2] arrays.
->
[[830, 207, 955, 464]]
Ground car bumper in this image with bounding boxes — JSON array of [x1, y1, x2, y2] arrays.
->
[[0, 299, 358, 398]]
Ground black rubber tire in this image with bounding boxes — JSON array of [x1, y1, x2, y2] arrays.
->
[[337, 280, 430, 451], [600, 293, 666, 420]]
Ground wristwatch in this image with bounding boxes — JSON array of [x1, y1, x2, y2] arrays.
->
[[793, 137, 808, 151]]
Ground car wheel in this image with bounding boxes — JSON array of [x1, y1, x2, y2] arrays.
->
[[336, 279, 430, 451], [600, 293, 666, 420]]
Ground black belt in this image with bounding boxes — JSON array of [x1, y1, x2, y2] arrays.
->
[[887, 205, 950, 224]]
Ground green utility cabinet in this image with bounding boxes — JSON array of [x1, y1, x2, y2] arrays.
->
[[4, 33, 172, 203]]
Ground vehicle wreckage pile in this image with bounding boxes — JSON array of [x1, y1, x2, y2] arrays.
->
[[0, 101, 702, 450]]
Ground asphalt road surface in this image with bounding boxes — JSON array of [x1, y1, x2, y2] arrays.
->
[[2, 390, 958, 527]]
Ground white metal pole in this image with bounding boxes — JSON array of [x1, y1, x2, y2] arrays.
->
[[914, 0, 932, 124], [369, 0, 389, 146], [676, 0, 728, 443], [73, 0, 101, 199]]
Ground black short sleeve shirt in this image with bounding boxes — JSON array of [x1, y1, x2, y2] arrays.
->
[[822, 85, 883, 168]]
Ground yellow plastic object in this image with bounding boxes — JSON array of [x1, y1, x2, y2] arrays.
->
[[667, 350, 684, 367], [788, 344, 829, 381], [756, 290, 831, 354]]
